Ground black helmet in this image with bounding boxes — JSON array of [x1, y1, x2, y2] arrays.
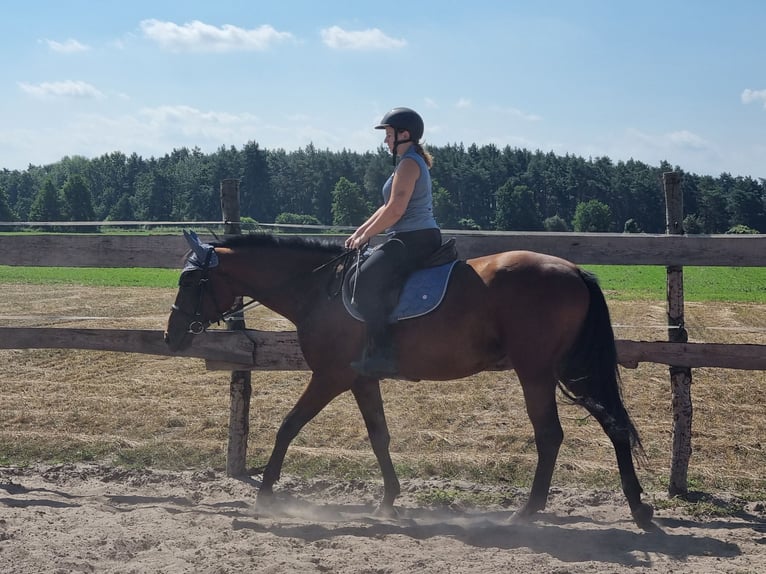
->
[[375, 107, 424, 141]]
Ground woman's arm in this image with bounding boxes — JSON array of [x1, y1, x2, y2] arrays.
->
[[345, 158, 419, 249]]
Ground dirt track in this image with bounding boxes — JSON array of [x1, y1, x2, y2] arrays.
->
[[1, 464, 764, 573], [1, 288, 765, 572]]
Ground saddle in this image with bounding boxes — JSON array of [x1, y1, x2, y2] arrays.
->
[[341, 238, 459, 323]]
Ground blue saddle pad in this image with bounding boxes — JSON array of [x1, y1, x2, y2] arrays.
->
[[343, 260, 459, 323]]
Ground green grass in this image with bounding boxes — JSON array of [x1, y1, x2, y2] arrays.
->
[[0, 264, 765, 301], [0, 265, 178, 288], [584, 265, 766, 302]]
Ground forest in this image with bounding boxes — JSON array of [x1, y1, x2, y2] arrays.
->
[[0, 141, 764, 234]]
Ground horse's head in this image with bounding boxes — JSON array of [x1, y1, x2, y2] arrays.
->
[[164, 230, 237, 351]]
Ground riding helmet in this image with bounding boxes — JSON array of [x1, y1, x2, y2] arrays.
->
[[375, 107, 424, 141]]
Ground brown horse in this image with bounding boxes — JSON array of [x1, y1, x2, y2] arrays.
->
[[164, 231, 654, 530]]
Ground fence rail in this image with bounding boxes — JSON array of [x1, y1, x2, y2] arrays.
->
[[1, 327, 764, 372], [1, 232, 764, 372], [1, 231, 766, 268], [1, 208, 764, 491]]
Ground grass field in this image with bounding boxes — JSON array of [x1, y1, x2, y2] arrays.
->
[[0, 266, 176, 287], [585, 265, 766, 302], [1, 264, 765, 302]]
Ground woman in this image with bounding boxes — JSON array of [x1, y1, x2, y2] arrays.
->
[[345, 107, 442, 377]]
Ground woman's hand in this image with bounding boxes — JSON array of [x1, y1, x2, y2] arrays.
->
[[345, 231, 367, 250]]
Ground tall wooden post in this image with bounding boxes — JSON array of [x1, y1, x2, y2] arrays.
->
[[220, 178, 252, 478], [663, 171, 693, 497]]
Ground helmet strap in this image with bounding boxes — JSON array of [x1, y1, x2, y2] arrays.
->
[[392, 130, 411, 165]]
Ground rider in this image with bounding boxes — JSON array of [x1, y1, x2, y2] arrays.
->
[[345, 107, 442, 377]]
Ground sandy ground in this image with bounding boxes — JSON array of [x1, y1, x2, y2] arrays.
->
[[1, 288, 765, 572], [1, 463, 764, 574]]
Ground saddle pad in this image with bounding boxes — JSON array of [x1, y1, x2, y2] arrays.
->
[[343, 260, 459, 323]]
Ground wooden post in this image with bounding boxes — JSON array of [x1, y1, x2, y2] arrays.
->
[[221, 178, 252, 478], [663, 171, 693, 497]]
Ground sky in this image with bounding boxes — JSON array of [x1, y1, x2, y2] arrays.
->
[[1, 0, 765, 179]]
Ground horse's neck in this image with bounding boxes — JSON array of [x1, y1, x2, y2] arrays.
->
[[232, 247, 326, 323]]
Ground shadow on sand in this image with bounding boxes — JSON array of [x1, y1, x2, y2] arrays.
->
[[230, 494, 746, 569]]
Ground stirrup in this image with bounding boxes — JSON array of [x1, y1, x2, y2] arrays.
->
[[351, 346, 398, 378]]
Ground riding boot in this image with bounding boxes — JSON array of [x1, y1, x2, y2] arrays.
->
[[351, 328, 398, 378]]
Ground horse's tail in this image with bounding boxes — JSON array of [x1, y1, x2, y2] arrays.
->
[[558, 269, 645, 458]]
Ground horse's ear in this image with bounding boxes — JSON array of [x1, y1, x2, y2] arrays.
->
[[183, 230, 206, 260], [183, 229, 199, 248]]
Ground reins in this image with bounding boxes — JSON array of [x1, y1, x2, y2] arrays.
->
[[179, 245, 359, 333]]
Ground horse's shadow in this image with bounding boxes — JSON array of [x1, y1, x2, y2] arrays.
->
[[232, 494, 746, 568], [1, 477, 754, 568], [0, 481, 81, 509]]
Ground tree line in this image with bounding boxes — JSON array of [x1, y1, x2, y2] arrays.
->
[[0, 141, 764, 234]]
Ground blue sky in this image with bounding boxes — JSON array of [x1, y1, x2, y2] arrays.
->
[[2, 1, 765, 178]]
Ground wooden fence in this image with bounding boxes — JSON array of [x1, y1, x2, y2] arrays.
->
[[1, 231, 764, 372], [1, 175, 765, 495]]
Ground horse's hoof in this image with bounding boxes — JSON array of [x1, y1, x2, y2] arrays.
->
[[510, 506, 537, 524], [374, 504, 399, 519], [632, 502, 655, 531], [256, 490, 275, 511]]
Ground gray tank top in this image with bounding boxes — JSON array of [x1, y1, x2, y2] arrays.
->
[[382, 146, 439, 233]]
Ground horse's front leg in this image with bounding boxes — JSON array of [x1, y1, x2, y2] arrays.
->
[[258, 372, 348, 508], [351, 377, 400, 515]]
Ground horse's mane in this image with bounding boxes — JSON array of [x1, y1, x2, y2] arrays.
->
[[212, 232, 345, 255]]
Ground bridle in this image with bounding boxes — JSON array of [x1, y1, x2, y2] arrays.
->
[[172, 247, 218, 335], [171, 244, 357, 336], [171, 246, 256, 335]]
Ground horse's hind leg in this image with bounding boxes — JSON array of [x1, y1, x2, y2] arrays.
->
[[590, 411, 654, 530], [514, 372, 563, 521], [351, 378, 400, 515]]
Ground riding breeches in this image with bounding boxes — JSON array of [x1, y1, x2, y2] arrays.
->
[[353, 228, 442, 338]]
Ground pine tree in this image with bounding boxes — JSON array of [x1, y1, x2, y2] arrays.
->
[[29, 178, 64, 222], [432, 179, 459, 229], [107, 195, 136, 221], [0, 187, 15, 221], [495, 182, 542, 231], [61, 174, 95, 221]]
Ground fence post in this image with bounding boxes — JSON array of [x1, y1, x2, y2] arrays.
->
[[663, 171, 693, 497], [220, 178, 252, 478]]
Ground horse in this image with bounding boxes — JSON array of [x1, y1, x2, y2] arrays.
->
[[164, 231, 654, 530]]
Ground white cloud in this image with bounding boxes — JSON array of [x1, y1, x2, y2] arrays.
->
[[33, 105, 266, 162], [18, 80, 104, 99], [321, 26, 406, 50], [138, 105, 258, 136], [607, 127, 734, 176], [741, 88, 766, 108], [666, 129, 709, 150], [44, 38, 90, 53], [456, 98, 472, 109], [140, 19, 293, 52], [626, 128, 711, 151], [0, 103, 373, 169], [491, 105, 542, 122]]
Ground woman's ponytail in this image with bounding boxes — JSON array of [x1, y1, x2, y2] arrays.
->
[[413, 142, 433, 169]]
